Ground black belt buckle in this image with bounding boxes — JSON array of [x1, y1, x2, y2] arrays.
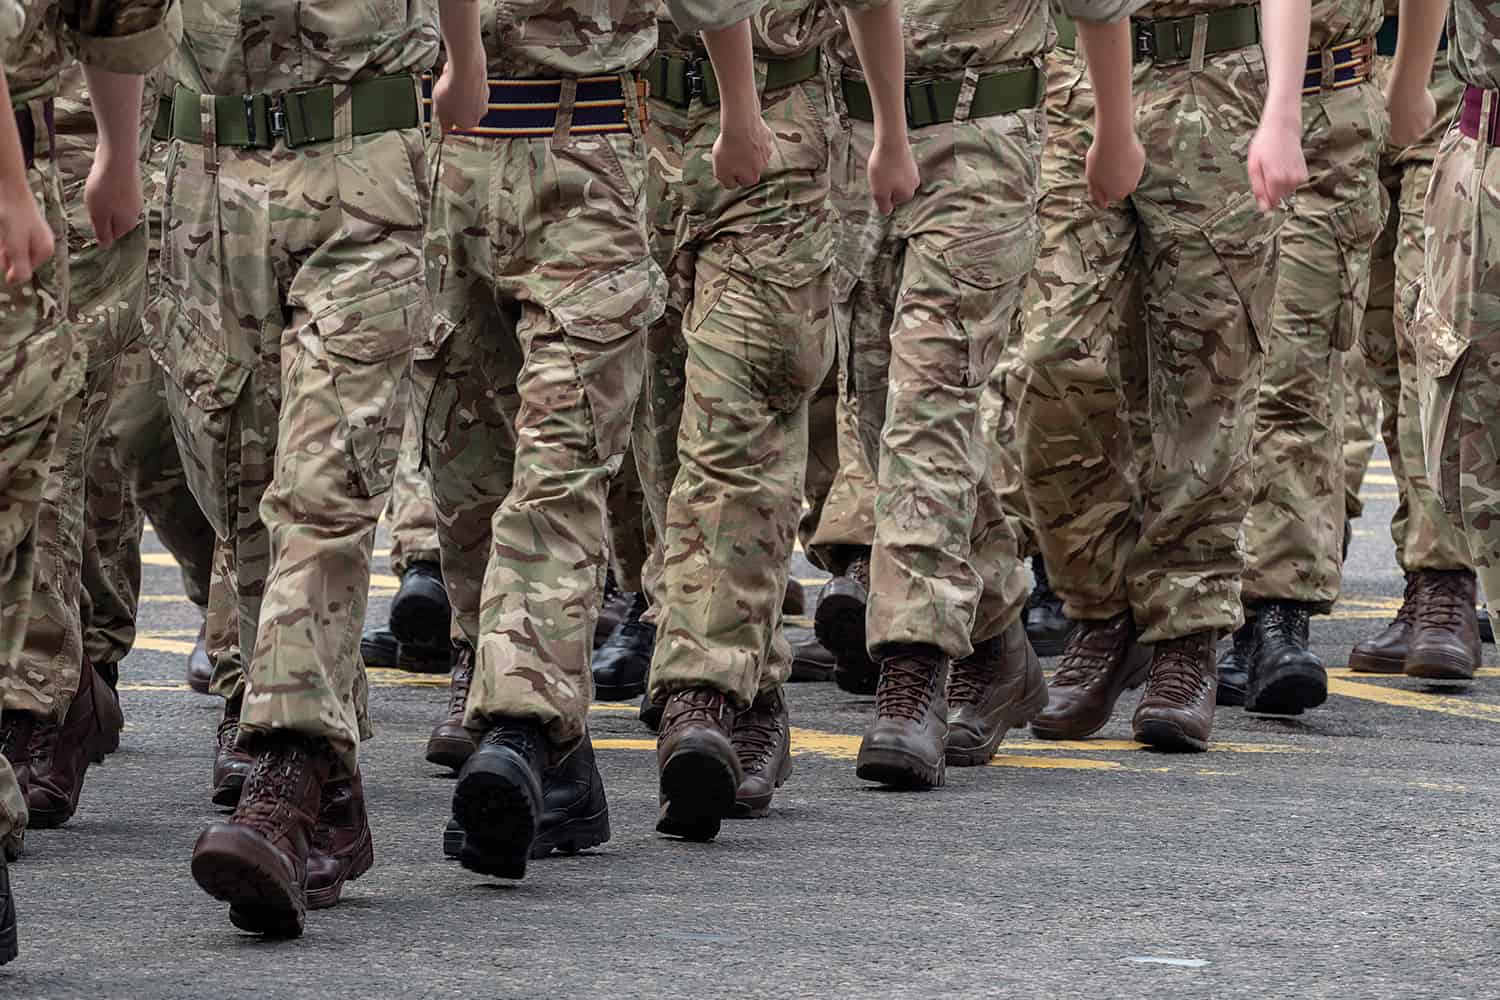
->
[[267, 94, 290, 146], [243, 94, 259, 145], [905, 79, 942, 128], [686, 62, 705, 103], [1134, 20, 1157, 62]]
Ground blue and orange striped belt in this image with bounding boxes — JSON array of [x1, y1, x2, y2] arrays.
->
[[1303, 39, 1374, 97], [420, 73, 646, 138]]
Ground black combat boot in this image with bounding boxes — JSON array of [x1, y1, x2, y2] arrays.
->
[[1246, 602, 1327, 716]]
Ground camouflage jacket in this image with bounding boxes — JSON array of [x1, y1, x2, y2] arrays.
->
[[1451, 0, 1498, 90], [658, 0, 884, 61], [829, 0, 1053, 76], [2, 0, 182, 103], [1309, 0, 1383, 50], [478, 0, 764, 76], [170, 0, 441, 94]]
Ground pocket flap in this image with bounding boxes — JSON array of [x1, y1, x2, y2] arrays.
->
[[551, 259, 665, 343], [1412, 292, 1471, 381], [941, 220, 1042, 289], [150, 298, 250, 413], [314, 278, 429, 363]]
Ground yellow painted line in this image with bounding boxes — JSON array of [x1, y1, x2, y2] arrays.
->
[[989, 754, 1121, 771], [1328, 676, 1500, 723], [120, 683, 191, 692], [1327, 665, 1500, 678], [590, 734, 1124, 770], [133, 635, 197, 655], [1362, 491, 1399, 500], [1364, 473, 1398, 486]]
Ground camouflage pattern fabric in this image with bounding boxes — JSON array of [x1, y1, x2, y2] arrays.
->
[[831, 99, 1037, 656], [418, 122, 657, 753], [1018, 39, 1276, 643], [638, 76, 835, 708], [2, 0, 181, 102], [156, 120, 428, 774], [1357, 56, 1471, 573], [1414, 104, 1500, 617], [607, 448, 652, 594], [386, 404, 440, 579], [1341, 344, 1381, 522], [1241, 76, 1386, 612], [801, 361, 876, 576]]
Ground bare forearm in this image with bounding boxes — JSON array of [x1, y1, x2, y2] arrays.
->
[[1392, 0, 1448, 90], [702, 18, 761, 133], [438, 0, 483, 76], [1259, 0, 1309, 131], [82, 66, 144, 163], [0, 71, 27, 198], [1077, 19, 1134, 141], [845, 2, 907, 147]]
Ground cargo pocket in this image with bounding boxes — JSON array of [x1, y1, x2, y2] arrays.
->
[[316, 280, 426, 498], [1328, 185, 1386, 351], [550, 259, 664, 460], [1201, 191, 1277, 353], [152, 298, 251, 540], [941, 218, 1041, 387]]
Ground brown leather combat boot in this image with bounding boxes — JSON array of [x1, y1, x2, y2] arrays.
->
[[187, 621, 213, 695], [731, 687, 792, 818], [191, 735, 332, 938], [425, 642, 475, 771], [0, 713, 34, 862], [1406, 570, 1481, 680], [1030, 612, 1149, 740], [856, 644, 949, 789], [91, 663, 123, 760], [656, 686, 741, 841], [0, 853, 14, 965], [946, 620, 1047, 766], [212, 696, 254, 808], [27, 661, 107, 828], [306, 769, 374, 910], [1349, 574, 1419, 674], [1133, 632, 1217, 753]]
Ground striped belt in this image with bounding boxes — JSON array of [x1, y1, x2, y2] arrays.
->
[[1459, 86, 1500, 145], [15, 100, 54, 169], [421, 74, 644, 138], [1303, 39, 1374, 96]]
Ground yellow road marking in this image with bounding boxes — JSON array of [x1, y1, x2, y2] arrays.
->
[[1363, 473, 1398, 486], [1327, 676, 1500, 723]]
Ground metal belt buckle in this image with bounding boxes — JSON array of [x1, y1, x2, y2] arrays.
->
[[1134, 21, 1157, 62], [243, 94, 258, 144], [686, 62, 705, 103], [268, 94, 290, 147]]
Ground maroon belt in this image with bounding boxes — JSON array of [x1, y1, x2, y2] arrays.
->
[[1460, 85, 1500, 144], [14, 99, 55, 169]]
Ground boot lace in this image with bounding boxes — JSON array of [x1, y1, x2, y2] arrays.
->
[[846, 556, 870, 592], [479, 721, 541, 762], [875, 655, 938, 723], [1418, 572, 1473, 632], [947, 639, 1000, 708], [1051, 620, 1127, 688], [733, 697, 783, 774], [1259, 603, 1310, 647], [447, 647, 475, 718], [1147, 640, 1207, 707], [217, 701, 241, 751], [1391, 575, 1421, 627], [236, 744, 313, 829], [26, 719, 58, 768], [662, 688, 731, 737]]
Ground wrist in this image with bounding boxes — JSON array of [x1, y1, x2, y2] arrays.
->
[[718, 96, 763, 135]]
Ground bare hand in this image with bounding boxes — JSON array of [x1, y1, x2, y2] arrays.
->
[[433, 55, 487, 133], [867, 137, 919, 214], [1248, 113, 1308, 212], [712, 119, 776, 189], [1386, 82, 1437, 148], [84, 147, 143, 250], [0, 183, 55, 285], [1085, 131, 1145, 207]]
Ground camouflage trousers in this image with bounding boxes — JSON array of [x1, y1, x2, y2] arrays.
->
[[636, 75, 834, 707], [1342, 346, 1380, 521], [157, 126, 429, 776], [1018, 46, 1275, 642], [1361, 61, 1471, 574], [834, 105, 1037, 657], [1417, 113, 1500, 618], [0, 100, 83, 842], [416, 118, 657, 753], [386, 404, 440, 578], [1241, 81, 1386, 611], [801, 356, 875, 576]]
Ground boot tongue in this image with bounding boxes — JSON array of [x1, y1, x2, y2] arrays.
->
[[877, 655, 939, 722]]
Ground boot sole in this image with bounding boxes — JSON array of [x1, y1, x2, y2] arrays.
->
[[425, 736, 475, 772], [1347, 650, 1405, 675], [534, 805, 612, 858], [306, 830, 374, 911], [657, 740, 738, 841], [594, 680, 648, 702], [855, 746, 945, 789], [731, 748, 793, 819], [452, 762, 540, 880], [1247, 663, 1328, 716], [187, 672, 214, 696], [1405, 648, 1479, 680], [1133, 718, 1208, 753], [25, 806, 75, 830], [191, 831, 305, 938]]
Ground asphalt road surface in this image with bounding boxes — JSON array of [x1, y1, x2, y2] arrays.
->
[[4, 447, 1498, 1000]]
